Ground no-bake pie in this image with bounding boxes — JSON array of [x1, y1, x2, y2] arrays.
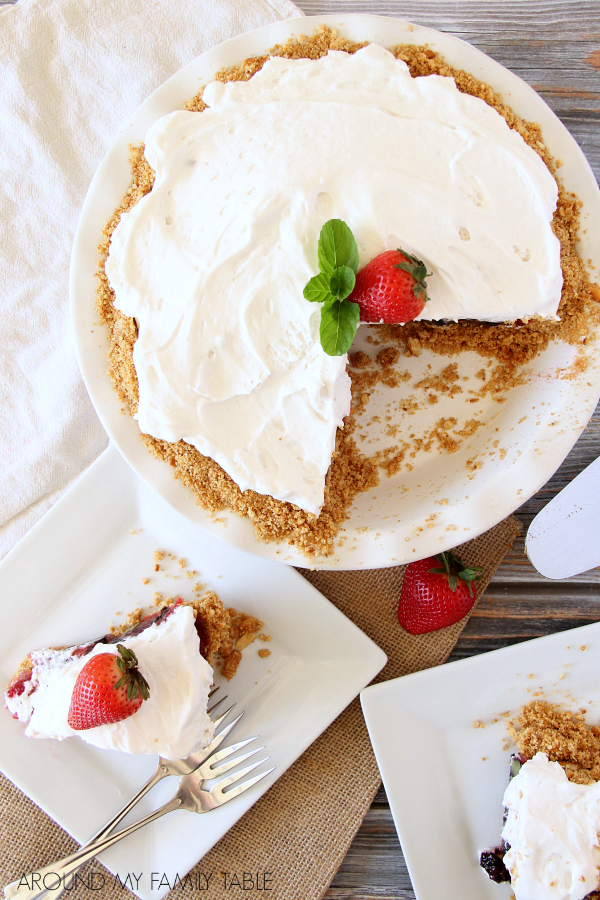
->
[[96, 27, 598, 557]]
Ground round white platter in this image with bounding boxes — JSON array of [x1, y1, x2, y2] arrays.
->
[[70, 14, 600, 570]]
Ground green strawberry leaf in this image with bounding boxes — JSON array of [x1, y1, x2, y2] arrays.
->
[[318, 219, 359, 275], [320, 298, 360, 356], [139, 678, 150, 701], [113, 644, 150, 702], [303, 272, 334, 304], [459, 565, 484, 582], [395, 249, 432, 302], [431, 552, 483, 596], [329, 265, 356, 301]]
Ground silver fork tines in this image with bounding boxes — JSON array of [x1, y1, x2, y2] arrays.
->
[[183, 757, 274, 814], [3, 704, 244, 900], [207, 693, 227, 717], [9, 755, 275, 900], [195, 736, 263, 780]]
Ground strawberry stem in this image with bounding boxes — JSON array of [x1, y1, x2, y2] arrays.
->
[[113, 645, 150, 702], [395, 248, 432, 303], [428, 551, 483, 597]]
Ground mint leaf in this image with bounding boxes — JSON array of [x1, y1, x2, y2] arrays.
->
[[303, 272, 334, 304], [329, 265, 355, 301], [320, 298, 360, 356], [318, 220, 359, 276], [303, 219, 361, 356]]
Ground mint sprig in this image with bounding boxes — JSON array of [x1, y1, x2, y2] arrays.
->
[[303, 219, 360, 357], [318, 220, 359, 275]]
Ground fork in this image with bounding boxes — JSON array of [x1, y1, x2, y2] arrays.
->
[[11, 752, 275, 900], [4, 692, 249, 900]]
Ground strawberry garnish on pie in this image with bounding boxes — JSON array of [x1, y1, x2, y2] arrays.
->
[[303, 221, 433, 354], [349, 248, 431, 324], [67, 644, 150, 730], [397, 550, 484, 635]]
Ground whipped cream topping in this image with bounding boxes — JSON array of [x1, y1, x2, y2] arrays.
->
[[502, 752, 600, 900], [106, 43, 561, 513], [5, 606, 214, 759]]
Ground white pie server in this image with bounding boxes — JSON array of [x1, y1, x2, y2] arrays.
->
[[525, 455, 600, 578]]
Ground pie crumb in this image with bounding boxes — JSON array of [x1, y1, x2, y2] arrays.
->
[[509, 700, 600, 784]]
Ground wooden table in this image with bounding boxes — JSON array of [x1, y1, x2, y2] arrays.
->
[[288, 3, 600, 897]]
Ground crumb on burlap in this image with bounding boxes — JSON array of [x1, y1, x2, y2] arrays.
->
[[95, 26, 599, 560], [509, 700, 600, 784]]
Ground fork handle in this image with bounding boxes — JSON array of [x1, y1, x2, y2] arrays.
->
[[6, 796, 182, 900], [4, 764, 170, 900]]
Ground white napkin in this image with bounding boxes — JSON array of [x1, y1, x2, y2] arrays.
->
[[0, 0, 302, 560]]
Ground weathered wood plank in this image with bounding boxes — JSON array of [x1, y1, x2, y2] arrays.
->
[[496, 399, 600, 584], [326, 787, 412, 900]]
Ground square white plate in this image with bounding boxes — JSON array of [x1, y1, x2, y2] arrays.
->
[[0, 444, 386, 900], [360, 624, 600, 900]]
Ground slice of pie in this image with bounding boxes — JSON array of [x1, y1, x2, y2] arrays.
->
[[481, 701, 600, 900], [4, 593, 235, 759]]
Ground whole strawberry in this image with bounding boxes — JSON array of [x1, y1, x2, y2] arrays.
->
[[68, 644, 150, 731], [398, 551, 483, 635], [349, 248, 431, 324]]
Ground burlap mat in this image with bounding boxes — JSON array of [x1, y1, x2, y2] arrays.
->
[[0, 516, 520, 900]]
